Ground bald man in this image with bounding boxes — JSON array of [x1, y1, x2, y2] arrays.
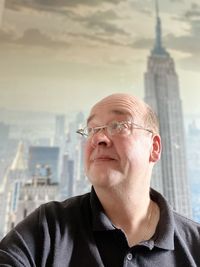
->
[[0, 94, 200, 267]]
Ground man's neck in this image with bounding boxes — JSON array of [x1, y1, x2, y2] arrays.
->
[[94, 185, 160, 246]]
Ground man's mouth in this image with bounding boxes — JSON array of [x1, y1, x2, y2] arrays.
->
[[92, 156, 117, 162]]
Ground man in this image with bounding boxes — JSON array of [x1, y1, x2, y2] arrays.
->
[[0, 93, 200, 267]]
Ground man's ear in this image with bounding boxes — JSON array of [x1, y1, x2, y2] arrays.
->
[[150, 134, 162, 162]]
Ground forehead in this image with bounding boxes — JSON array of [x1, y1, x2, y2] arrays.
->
[[87, 94, 146, 124]]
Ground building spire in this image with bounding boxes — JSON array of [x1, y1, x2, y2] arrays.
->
[[152, 0, 168, 56], [155, 0, 159, 18], [10, 141, 27, 171]]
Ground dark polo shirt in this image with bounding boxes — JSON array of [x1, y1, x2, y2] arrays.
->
[[0, 188, 200, 267]]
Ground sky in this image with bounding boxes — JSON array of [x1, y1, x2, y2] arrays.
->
[[0, 0, 200, 115]]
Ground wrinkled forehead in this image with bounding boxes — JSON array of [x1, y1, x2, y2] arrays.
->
[[87, 94, 147, 124]]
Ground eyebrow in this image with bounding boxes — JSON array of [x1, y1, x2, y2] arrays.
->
[[87, 109, 131, 125], [87, 114, 95, 125]]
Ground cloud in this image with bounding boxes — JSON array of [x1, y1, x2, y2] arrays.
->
[[33, 0, 123, 7], [165, 33, 200, 55], [85, 20, 128, 36], [18, 28, 70, 48], [170, 0, 184, 2], [129, 38, 152, 50], [5, 1, 128, 38], [68, 32, 125, 47], [130, 4, 200, 57], [184, 3, 200, 19], [128, 1, 152, 16], [5, 0, 124, 12], [76, 10, 128, 36], [87, 9, 120, 21], [0, 29, 15, 43], [164, 4, 200, 57], [130, 32, 200, 55], [0, 25, 70, 49], [179, 55, 200, 72]]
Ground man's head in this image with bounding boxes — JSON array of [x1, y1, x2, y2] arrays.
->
[[88, 94, 159, 134], [81, 93, 161, 190]]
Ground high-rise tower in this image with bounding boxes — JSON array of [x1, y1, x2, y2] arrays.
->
[[144, 0, 191, 217]]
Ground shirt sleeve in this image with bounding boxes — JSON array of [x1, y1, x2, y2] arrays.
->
[[0, 228, 36, 267], [0, 205, 45, 267]]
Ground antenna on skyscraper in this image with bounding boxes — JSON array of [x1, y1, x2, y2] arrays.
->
[[155, 0, 159, 19], [152, 0, 168, 56]]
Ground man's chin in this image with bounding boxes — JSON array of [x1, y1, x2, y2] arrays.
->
[[87, 170, 122, 188]]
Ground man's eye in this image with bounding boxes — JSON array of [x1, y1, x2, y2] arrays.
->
[[122, 123, 129, 129], [87, 127, 93, 134], [119, 123, 130, 133], [111, 122, 119, 130], [93, 128, 101, 134]]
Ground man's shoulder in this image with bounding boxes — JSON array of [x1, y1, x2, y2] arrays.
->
[[0, 192, 93, 266], [173, 211, 200, 241], [13, 191, 92, 235], [45, 191, 91, 210], [173, 211, 200, 228], [39, 191, 91, 221]]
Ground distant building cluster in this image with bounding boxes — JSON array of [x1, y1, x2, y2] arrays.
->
[[0, 1, 199, 240], [0, 112, 90, 239]]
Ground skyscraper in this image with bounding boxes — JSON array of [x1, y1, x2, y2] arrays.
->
[[54, 115, 66, 147], [144, 1, 191, 217], [60, 154, 74, 199], [13, 174, 58, 229], [28, 146, 60, 183], [2, 142, 28, 235]]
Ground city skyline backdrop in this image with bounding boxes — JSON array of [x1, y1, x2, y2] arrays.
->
[[0, 0, 200, 116]]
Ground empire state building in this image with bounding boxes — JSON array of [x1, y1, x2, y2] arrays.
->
[[144, 1, 192, 218]]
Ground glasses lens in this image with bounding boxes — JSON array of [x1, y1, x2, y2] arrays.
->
[[84, 127, 94, 137], [112, 121, 131, 135], [108, 121, 120, 135]]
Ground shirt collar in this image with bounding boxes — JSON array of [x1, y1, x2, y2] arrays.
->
[[90, 186, 175, 250], [150, 188, 175, 250], [90, 187, 115, 231]]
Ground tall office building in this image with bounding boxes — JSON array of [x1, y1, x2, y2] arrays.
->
[[0, 167, 11, 239], [9, 142, 27, 212], [12, 174, 58, 228], [60, 154, 74, 199], [54, 115, 66, 147], [3, 142, 28, 235], [28, 146, 60, 183], [144, 1, 191, 217], [0, 122, 9, 148], [67, 112, 85, 179], [54, 114, 66, 179]]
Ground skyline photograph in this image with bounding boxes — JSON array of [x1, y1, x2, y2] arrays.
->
[[0, 0, 200, 116], [1, 0, 200, 243]]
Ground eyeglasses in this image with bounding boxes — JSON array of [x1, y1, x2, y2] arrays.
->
[[76, 121, 153, 138]]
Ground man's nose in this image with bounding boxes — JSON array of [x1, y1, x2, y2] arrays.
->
[[91, 130, 112, 148]]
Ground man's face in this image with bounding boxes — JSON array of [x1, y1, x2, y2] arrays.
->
[[84, 94, 160, 189]]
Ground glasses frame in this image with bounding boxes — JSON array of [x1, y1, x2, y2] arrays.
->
[[76, 120, 154, 138]]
